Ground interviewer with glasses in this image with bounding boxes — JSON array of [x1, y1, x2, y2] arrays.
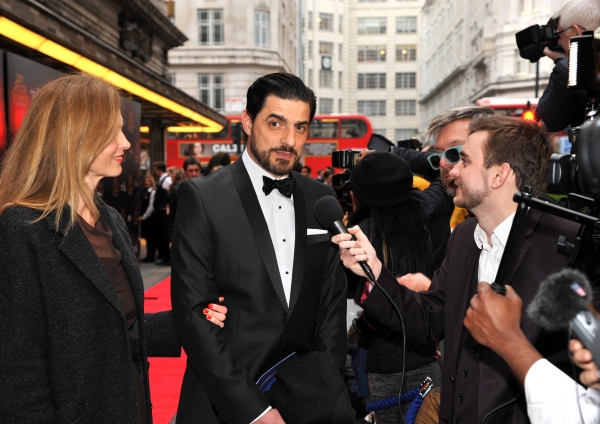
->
[[536, 0, 600, 132]]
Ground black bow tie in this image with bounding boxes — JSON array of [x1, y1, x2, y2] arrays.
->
[[262, 175, 295, 198]]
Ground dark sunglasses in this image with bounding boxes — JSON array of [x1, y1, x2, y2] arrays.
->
[[427, 145, 463, 170]]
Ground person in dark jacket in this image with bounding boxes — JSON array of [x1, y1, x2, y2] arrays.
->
[[348, 152, 436, 422], [0, 73, 222, 423], [140, 174, 157, 263]]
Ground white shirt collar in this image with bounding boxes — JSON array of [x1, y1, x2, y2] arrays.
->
[[474, 211, 516, 250], [242, 149, 291, 199]]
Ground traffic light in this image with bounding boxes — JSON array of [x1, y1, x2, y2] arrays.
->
[[522, 101, 535, 121]]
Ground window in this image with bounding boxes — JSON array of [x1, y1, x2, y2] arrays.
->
[[342, 119, 368, 137], [396, 45, 417, 61], [373, 129, 387, 137], [310, 119, 338, 137], [396, 16, 417, 33], [358, 17, 387, 34], [339, 15, 343, 33], [395, 72, 416, 88], [395, 129, 418, 140], [198, 9, 224, 45], [339, 43, 343, 60], [166, 73, 175, 85], [319, 98, 334, 114], [357, 45, 386, 62], [338, 98, 342, 112], [338, 71, 343, 88], [319, 42, 333, 56], [358, 100, 386, 116], [198, 74, 224, 111], [319, 13, 334, 31], [515, 51, 536, 75], [358, 73, 386, 89], [395, 100, 416, 115], [359, 0, 386, 2], [308, 69, 313, 84], [254, 11, 269, 48], [308, 40, 313, 56], [308, 11, 312, 29], [319, 70, 333, 87]]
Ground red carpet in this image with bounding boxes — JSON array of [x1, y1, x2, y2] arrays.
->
[[145, 277, 187, 424]]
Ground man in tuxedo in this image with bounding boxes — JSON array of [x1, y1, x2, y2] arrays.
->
[[171, 73, 348, 424], [335, 115, 581, 423]]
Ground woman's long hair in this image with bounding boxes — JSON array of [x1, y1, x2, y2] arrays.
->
[[0, 73, 122, 230], [350, 199, 433, 278]]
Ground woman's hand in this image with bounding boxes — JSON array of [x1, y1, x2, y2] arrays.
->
[[331, 225, 382, 281], [203, 297, 227, 328], [396, 273, 431, 292]]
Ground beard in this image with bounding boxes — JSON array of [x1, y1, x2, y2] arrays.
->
[[247, 132, 299, 177], [453, 174, 490, 211], [441, 168, 457, 197]]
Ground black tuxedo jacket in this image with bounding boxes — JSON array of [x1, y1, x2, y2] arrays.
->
[[171, 159, 348, 423], [0, 200, 179, 423], [358, 209, 580, 424]]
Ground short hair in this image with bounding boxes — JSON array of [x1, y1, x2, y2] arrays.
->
[[0, 73, 122, 229], [426, 106, 495, 144], [246, 73, 317, 122], [302, 165, 312, 173], [152, 161, 166, 173], [468, 116, 553, 197], [557, 0, 600, 32], [183, 156, 201, 171]]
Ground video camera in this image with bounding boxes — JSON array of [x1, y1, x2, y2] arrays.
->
[[330, 150, 361, 212], [547, 29, 600, 200], [516, 17, 562, 63]]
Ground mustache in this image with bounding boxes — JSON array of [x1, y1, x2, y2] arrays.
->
[[270, 145, 298, 156]]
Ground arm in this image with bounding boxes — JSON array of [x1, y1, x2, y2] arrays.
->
[[140, 190, 155, 221], [171, 182, 270, 423], [144, 311, 181, 357], [0, 218, 54, 422]]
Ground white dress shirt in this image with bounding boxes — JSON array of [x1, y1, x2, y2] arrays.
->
[[242, 150, 296, 424], [474, 212, 515, 284], [525, 358, 600, 423], [158, 173, 172, 190]]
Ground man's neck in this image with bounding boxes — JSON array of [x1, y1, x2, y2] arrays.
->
[[474, 199, 518, 243]]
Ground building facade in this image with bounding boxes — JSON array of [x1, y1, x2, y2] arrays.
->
[[304, 0, 424, 142], [168, 0, 300, 115], [420, 0, 566, 130]]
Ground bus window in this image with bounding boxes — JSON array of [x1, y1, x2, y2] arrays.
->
[[198, 125, 229, 139], [341, 119, 368, 138], [309, 119, 338, 138]]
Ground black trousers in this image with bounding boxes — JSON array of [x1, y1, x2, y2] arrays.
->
[[155, 210, 170, 261]]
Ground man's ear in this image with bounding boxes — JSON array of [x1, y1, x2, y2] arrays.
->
[[573, 24, 585, 36], [241, 110, 253, 136], [491, 163, 513, 189]]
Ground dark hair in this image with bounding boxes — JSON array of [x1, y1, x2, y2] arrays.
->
[[206, 152, 231, 174], [152, 161, 166, 172], [183, 156, 201, 171], [468, 115, 552, 197], [349, 201, 433, 278], [246, 73, 317, 122], [302, 165, 312, 173]]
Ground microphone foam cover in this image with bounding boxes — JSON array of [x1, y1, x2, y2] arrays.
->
[[527, 268, 592, 332], [314, 196, 344, 229]]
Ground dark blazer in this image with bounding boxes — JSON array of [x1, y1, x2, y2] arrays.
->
[[357, 209, 580, 424], [171, 158, 348, 423], [0, 200, 180, 423]]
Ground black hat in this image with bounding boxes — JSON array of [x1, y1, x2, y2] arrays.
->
[[350, 152, 413, 207]]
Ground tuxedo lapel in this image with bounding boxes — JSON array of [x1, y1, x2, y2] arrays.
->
[[288, 182, 306, 316], [502, 208, 537, 289], [50, 211, 124, 321], [231, 159, 289, 312]]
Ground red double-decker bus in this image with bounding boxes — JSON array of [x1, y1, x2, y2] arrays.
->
[[165, 114, 373, 176]]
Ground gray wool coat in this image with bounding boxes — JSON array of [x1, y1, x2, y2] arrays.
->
[[0, 199, 180, 423]]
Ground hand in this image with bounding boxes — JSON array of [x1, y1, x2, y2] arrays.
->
[[543, 47, 567, 61], [570, 339, 600, 390], [356, 150, 374, 163], [463, 283, 524, 355], [331, 225, 382, 281], [256, 409, 285, 424], [396, 273, 431, 291], [203, 297, 227, 328]]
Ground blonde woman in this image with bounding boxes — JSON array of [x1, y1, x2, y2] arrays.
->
[[0, 73, 226, 423]]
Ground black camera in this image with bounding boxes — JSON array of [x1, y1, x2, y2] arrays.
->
[[331, 150, 362, 169], [516, 17, 562, 63]]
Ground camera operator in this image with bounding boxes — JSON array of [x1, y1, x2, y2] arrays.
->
[[535, 0, 600, 132], [464, 282, 600, 424]]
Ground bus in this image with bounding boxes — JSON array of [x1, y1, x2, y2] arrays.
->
[[166, 114, 373, 176], [475, 97, 538, 119]]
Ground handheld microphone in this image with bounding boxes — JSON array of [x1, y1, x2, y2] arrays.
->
[[527, 268, 600, 368], [313, 196, 378, 282]]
